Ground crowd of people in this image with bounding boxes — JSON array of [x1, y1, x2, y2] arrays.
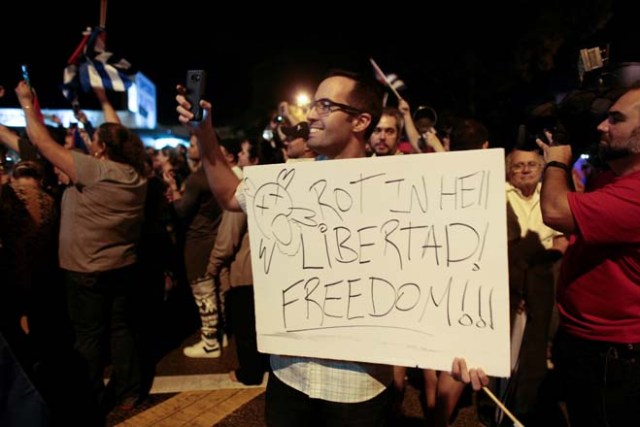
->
[[1, 64, 639, 427]]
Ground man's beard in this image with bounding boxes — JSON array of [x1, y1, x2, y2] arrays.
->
[[598, 143, 632, 161], [599, 130, 640, 161]]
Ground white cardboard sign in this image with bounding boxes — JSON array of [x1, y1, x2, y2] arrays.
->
[[243, 148, 510, 377]]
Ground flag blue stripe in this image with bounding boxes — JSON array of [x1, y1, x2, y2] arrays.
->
[[61, 26, 135, 105]]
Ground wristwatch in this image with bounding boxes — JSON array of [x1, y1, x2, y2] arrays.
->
[[544, 161, 570, 174]]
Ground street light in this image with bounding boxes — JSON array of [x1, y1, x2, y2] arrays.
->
[[295, 92, 311, 119], [296, 92, 310, 108], [285, 91, 311, 123]]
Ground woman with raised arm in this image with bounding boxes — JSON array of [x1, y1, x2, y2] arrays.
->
[[15, 80, 148, 416]]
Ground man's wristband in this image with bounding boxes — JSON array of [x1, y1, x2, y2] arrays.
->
[[544, 161, 570, 174]]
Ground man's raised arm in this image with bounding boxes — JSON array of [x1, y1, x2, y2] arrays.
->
[[176, 86, 242, 211], [536, 139, 576, 234]]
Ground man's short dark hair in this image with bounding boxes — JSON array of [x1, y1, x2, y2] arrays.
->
[[449, 118, 489, 151], [325, 69, 384, 140], [380, 107, 404, 135]]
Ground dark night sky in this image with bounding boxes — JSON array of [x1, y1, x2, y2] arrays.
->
[[1, 1, 634, 148]]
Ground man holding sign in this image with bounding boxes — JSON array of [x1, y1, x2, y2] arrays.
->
[[175, 69, 487, 426]]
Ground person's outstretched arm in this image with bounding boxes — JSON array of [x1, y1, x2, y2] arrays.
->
[[0, 124, 20, 152], [93, 86, 121, 124], [398, 98, 421, 153], [15, 81, 76, 181], [399, 99, 445, 153], [176, 87, 241, 211]]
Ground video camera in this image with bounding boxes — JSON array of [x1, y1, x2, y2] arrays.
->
[[523, 43, 638, 161]]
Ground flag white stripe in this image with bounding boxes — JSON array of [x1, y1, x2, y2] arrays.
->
[[95, 52, 112, 62], [62, 65, 78, 99], [391, 80, 406, 90], [87, 65, 104, 89], [104, 66, 126, 91], [61, 26, 135, 103]]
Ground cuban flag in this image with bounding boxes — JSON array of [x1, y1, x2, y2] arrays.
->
[[370, 58, 407, 98], [384, 73, 407, 92], [62, 27, 135, 106]]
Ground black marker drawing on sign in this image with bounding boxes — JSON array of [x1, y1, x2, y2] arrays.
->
[[281, 274, 495, 334], [245, 169, 318, 273]]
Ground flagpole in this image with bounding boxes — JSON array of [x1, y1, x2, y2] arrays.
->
[[369, 58, 402, 100], [100, 0, 107, 28], [482, 386, 525, 427]]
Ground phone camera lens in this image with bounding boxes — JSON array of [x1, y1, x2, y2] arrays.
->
[[192, 74, 200, 82]]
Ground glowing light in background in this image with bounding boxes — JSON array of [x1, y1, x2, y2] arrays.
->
[[295, 92, 310, 107]]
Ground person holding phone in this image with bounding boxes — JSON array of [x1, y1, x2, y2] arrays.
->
[[175, 69, 488, 426], [21, 65, 31, 87], [16, 80, 148, 416]]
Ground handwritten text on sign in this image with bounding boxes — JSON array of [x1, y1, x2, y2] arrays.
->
[[244, 149, 510, 376]]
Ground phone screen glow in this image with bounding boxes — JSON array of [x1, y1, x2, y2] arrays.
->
[[21, 65, 31, 87]]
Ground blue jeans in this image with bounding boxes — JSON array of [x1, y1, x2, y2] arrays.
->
[[554, 330, 640, 427], [65, 264, 141, 410]]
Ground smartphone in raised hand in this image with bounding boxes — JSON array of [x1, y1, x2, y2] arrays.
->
[[186, 70, 206, 121], [21, 65, 31, 88]]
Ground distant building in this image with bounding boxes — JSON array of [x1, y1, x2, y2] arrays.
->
[[0, 72, 157, 130]]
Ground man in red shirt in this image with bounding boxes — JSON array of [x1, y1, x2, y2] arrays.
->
[[537, 84, 640, 427]]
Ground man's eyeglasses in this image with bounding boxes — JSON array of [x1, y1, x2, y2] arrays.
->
[[511, 161, 542, 172], [309, 98, 364, 116]]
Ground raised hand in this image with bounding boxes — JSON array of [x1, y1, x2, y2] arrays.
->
[[15, 81, 34, 107], [176, 84, 213, 132]]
